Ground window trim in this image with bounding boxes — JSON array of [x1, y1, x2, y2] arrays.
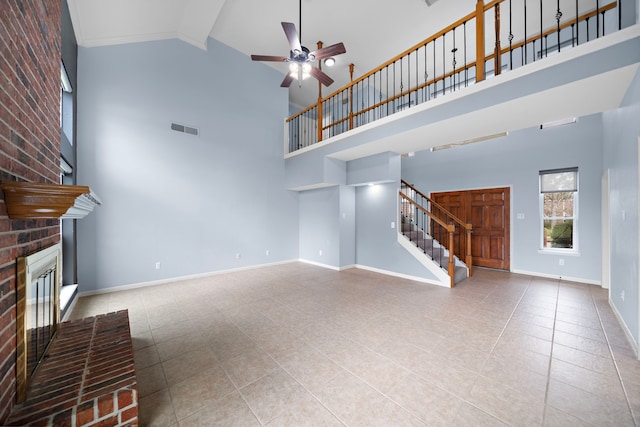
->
[[539, 168, 579, 253]]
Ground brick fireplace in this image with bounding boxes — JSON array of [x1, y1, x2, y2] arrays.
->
[[1, 0, 70, 423], [7, 243, 138, 426], [6, 310, 138, 426]]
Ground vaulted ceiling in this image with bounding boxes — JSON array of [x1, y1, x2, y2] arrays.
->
[[66, 0, 639, 160], [67, 0, 463, 107]]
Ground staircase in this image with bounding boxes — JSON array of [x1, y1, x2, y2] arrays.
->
[[399, 181, 472, 287]]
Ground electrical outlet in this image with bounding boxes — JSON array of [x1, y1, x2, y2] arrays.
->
[[391, 221, 396, 229], [559, 259, 564, 266], [265, 249, 270, 256], [235, 253, 241, 260], [155, 262, 161, 270], [319, 249, 322, 256], [621, 290, 625, 302]]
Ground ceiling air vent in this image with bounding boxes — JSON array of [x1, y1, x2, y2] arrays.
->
[[171, 122, 199, 136]]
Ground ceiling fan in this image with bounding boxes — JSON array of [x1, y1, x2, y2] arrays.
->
[[250, 1, 346, 88]]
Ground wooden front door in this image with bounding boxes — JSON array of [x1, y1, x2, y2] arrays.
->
[[432, 187, 510, 270]]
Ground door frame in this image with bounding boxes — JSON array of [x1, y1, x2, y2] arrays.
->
[[601, 169, 611, 290], [430, 184, 513, 271]]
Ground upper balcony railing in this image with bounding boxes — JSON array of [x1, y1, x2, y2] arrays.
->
[[285, 0, 623, 155]]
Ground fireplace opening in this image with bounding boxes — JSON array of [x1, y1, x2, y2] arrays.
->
[[16, 244, 62, 403]]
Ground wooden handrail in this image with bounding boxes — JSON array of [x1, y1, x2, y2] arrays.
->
[[476, 0, 486, 82], [401, 181, 473, 280], [287, 0, 618, 144], [400, 189, 471, 286], [448, 229, 456, 287], [286, 102, 317, 123], [492, 1, 617, 59], [326, 13, 478, 103], [400, 192, 454, 232], [401, 180, 471, 230]]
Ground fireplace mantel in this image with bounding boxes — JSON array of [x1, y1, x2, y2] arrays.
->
[[1, 181, 101, 219]]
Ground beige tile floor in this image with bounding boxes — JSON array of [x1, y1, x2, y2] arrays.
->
[[69, 263, 640, 426]]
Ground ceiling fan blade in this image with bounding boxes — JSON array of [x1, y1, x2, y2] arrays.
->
[[280, 73, 294, 88], [251, 54, 288, 62], [309, 66, 334, 87], [309, 42, 346, 60], [281, 22, 302, 53]]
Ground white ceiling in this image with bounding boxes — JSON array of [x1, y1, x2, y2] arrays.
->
[[67, 0, 639, 164], [67, 0, 470, 107]]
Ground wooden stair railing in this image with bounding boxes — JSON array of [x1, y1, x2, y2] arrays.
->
[[400, 180, 473, 281], [400, 192, 457, 287], [286, 0, 620, 152]]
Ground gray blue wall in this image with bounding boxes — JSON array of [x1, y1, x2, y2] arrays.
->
[[76, 38, 298, 292], [299, 186, 342, 267], [603, 67, 640, 345], [297, 152, 439, 282], [354, 182, 440, 282], [402, 113, 604, 284], [73, 18, 640, 350]]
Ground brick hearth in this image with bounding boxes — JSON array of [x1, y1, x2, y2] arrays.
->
[[7, 310, 138, 426]]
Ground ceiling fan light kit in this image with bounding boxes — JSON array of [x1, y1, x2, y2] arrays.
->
[[250, 0, 346, 88], [289, 62, 312, 80]]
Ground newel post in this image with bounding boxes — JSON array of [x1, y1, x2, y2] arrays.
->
[[476, 0, 486, 82], [317, 41, 324, 144], [465, 225, 473, 277], [448, 225, 456, 287], [494, 2, 502, 76], [348, 63, 355, 130]]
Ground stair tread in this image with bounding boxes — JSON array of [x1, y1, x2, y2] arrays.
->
[[400, 210, 468, 285]]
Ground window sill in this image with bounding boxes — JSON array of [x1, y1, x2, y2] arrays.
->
[[538, 248, 580, 256]]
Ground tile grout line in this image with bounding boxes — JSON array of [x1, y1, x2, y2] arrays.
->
[[84, 265, 640, 426], [540, 279, 561, 426], [143, 297, 179, 426], [590, 287, 639, 427], [482, 276, 534, 362], [448, 275, 535, 427]]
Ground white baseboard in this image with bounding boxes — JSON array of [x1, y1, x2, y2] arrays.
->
[[355, 264, 449, 288], [396, 234, 451, 287], [77, 259, 298, 297], [61, 285, 79, 322], [608, 298, 639, 359], [511, 269, 601, 286], [298, 259, 342, 271]]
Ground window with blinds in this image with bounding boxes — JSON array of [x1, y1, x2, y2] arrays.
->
[[540, 168, 578, 250]]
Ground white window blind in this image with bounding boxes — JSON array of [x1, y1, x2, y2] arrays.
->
[[540, 167, 578, 193]]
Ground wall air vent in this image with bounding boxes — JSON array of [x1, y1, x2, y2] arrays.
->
[[171, 122, 199, 136]]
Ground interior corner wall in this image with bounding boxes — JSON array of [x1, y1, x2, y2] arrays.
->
[[622, 0, 639, 28], [298, 184, 355, 269], [355, 182, 439, 282], [402, 113, 603, 283], [603, 66, 640, 347], [299, 186, 341, 267], [76, 38, 299, 293], [339, 186, 356, 267], [0, 1, 63, 422]]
